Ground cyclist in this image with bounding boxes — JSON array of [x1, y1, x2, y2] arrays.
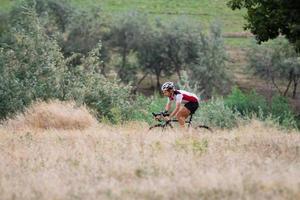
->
[[160, 81, 199, 128]]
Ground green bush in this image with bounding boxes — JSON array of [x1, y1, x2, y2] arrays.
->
[[224, 87, 298, 129], [0, 3, 142, 124], [270, 95, 298, 129], [118, 94, 168, 125], [194, 98, 239, 129], [225, 87, 268, 117], [0, 4, 65, 119]]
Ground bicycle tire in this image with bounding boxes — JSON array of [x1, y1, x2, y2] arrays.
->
[[149, 123, 173, 131], [195, 125, 213, 132]]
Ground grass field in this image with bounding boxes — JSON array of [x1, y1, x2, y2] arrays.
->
[[0, 101, 299, 200], [72, 0, 246, 32], [0, 0, 11, 10], [0, 0, 247, 33]]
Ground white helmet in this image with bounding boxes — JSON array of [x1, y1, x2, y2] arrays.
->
[[161, 82, 175, 91]]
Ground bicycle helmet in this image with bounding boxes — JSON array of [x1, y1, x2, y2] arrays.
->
[[161, 82, 175, 91]]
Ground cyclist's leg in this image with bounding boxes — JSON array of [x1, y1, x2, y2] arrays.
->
[[182, 102, 199, 127], [176, 107, 191, 128]]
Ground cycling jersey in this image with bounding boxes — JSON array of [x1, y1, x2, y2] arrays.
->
[[167, 90, 199, 104]]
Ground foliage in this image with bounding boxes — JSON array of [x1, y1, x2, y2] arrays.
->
[[188, 23, 230, 97], [0, 12, 8, 37], [248, 38, 300, 98], [136, 18, 229, 93], [270, 95, 298, 129], [7, 0, 73, 35], [158, 18, 200, 79], [194, 98, 239, 129], [108, 12, 148, 83], [227, 0, 300, 51], [0, 4, 65, 119], [224, 87, 298, 129], [0, 3, 139, 123], [225, 87, 268, 117], [62, 7, 109, 56], [136, 19, 173, 89]]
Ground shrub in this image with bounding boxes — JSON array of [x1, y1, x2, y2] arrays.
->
[[224, 87, 298, 129], [194, 98, 239, 129], [270, 95, 298, 129], [0, 4, 65, 120], [224, 87, 268, 117], [0, 3, 139, 124]]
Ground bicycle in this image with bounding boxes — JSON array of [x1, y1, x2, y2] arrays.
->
[[149, 111, 213, 132]]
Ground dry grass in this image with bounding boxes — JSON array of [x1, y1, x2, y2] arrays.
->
[[4, 100, 98, 131], [0, 101, 300, 200]]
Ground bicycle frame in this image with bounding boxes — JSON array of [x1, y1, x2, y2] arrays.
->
[[149, 111, 212, 131], [149, 112, 194, 130]]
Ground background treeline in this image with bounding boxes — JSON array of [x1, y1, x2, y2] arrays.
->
[[0, 0, 299, 129]]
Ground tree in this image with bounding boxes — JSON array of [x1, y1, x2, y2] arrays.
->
[[8, 0, 73, 35], [109, 12, 148, 83], [227, 0, 300, 51], [62, 8, 107, 54], [188, 23, 230, 97], [159, 18, 200, 79], [136, 18, 200, 91], [248, 38, 300, 98], [283, 57, 300, 98], [0, 4, 65, 119], [136, 26, 173, 90], [0, 2, 136, 122], [0, 12, 8, 37]]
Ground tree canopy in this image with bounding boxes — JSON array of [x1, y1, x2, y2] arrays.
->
[[227, 0, 300, 51]]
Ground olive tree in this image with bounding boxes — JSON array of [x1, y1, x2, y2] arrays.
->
[[188, 23, 230, 97], [248, 38, 300, 98]]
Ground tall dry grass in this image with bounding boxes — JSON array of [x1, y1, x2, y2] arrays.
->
[[0, 101, 299, 200], [4, 100, 98, 131]]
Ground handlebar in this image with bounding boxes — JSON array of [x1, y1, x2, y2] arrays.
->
[[152, 111, 170, 117]]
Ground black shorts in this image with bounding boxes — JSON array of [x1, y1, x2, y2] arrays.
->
[[184, 102, 199, 114]]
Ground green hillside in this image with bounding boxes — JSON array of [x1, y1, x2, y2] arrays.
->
[[0, 0, 11, 10], [0, 0, 250, 46], [0, 0, 246, 32], [73, 0, 246, 32]]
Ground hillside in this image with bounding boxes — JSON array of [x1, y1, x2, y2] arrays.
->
[[0, 0, 249, 44]]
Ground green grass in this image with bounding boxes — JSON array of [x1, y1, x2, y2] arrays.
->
[[0, 0, 12, 11], [0, 0, 246, 33], [70, 0, 246, 33], [224, 37, 252, 47], [0, 0, 248, 45]]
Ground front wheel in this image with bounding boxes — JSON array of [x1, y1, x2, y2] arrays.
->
[[194, 125, 213, 132], [148, 122, 173, 131]]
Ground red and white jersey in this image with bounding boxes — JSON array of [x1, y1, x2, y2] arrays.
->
[[167, 90, 199, 104]]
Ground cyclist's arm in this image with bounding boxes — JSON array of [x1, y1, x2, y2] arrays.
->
[[169, 102, 180, 118], [169, 94, 182, 118], [165, 101, 172, 112]]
